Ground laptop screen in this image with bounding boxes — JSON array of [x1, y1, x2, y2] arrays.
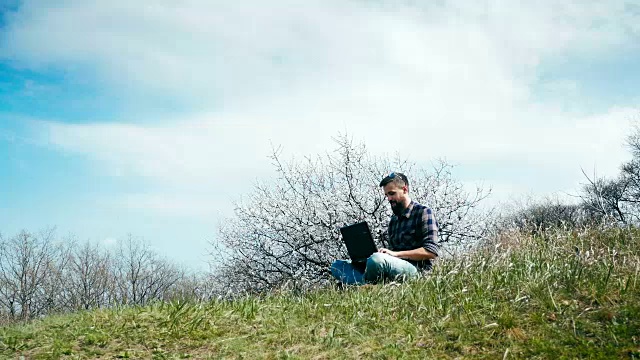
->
[[340, 221, 378, 262]]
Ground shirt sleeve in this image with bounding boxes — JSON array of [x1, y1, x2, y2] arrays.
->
[[421, 207, 439, 257]]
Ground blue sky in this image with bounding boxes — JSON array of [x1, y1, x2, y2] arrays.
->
[[1, 0, 639, 270]]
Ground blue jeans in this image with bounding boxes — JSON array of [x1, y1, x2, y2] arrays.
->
[[330, 253, 419, 285]]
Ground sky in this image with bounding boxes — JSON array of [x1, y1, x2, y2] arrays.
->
[[1, 0, 639, 270]]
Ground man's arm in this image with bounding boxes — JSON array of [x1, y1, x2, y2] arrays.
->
[[378, 247, 436, 260], [420, 207, 439, 257]]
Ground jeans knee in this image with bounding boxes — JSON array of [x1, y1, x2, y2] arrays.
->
[[366, 252, 386, 269]]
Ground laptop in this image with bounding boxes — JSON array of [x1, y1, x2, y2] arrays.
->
[[340, 221, 378, 271]]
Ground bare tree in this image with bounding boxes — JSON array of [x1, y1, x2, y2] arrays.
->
[[580, 121, 640, 225], [581, 170, 630, 224], [114, 235, 184, 306], [64, 241, 114, 310], [38, 236, 73, 316], [0, 229, 59, 319], [210, 134, 491, 294]]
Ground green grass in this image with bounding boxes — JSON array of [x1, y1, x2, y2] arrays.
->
[[1, 227, 640, 359]]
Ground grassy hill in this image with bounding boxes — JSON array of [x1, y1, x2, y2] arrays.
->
[[1, 228, 639, 359]]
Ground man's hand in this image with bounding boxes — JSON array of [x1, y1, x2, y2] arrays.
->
[[378, 248, 399, 257]]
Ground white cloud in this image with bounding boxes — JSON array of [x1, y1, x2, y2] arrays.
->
[[3, 0, 640, 216], [2, 1, 637, 102]]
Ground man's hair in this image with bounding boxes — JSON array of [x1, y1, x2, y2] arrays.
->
[[379, 172, 409, 188]]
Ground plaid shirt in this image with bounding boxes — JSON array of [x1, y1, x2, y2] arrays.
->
[[387, 201, 439, 270]]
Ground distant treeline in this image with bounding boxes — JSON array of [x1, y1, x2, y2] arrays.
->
[[0, 231, 214, 323]]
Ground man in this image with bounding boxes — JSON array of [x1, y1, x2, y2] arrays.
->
[[330, 172, 439, 285]]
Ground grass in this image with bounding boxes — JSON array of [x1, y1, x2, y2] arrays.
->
[[1, 227, 639, 359]]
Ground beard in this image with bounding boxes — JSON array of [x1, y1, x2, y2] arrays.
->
[[390, 201, 404, 216]]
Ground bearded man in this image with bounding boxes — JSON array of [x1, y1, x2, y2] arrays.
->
[[330, 172, 439, 285]]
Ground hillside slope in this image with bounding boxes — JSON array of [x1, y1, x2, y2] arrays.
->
[[1, 228, 639, 359]]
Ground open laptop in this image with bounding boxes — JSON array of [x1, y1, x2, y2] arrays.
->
[[339, 221, 378, 271]]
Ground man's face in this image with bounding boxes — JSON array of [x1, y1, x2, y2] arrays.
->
[[383, 182, 408, 215]]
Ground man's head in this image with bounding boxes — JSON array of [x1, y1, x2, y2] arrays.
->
[[379, 172, 411, 215]]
